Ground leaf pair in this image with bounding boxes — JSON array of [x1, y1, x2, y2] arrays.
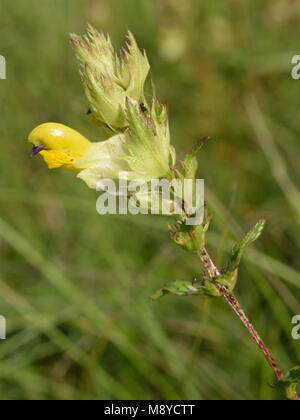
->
[[151, 278, 220, 301], [154, 219, 266, 300]]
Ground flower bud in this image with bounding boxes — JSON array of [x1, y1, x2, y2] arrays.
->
[[70, 25, 150, 133]]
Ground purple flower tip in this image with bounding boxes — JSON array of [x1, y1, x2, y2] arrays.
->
[[201, 136, 211, 144], [30, 146, 44, 157]]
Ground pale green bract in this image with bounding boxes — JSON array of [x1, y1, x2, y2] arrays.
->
[[70, 25, 150, 133], [70, 26, 175, 190], [74, 97, 174, 189]]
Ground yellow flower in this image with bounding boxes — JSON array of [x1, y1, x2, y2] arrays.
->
[[28, 123, 92, 171], [29, 93, 174, 190]]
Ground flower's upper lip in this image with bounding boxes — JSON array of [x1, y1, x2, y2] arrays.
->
[[30, 145, 44, 157]]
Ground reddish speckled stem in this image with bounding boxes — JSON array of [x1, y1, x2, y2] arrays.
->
[[200, 248, 286, 383]]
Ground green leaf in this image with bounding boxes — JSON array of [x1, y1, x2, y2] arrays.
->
[[169, 217, 211, 254], [177, 136, 211, 182], [285, 366, 300, 383], [230, 219, 266, 269], [151, 278, 220, 301], [274, 366, 300, 400], [216, 219, 266, 293], [216, 271, 238, 292]]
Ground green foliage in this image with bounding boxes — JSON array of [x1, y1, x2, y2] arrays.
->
[[215, 272, 237, 292], [169, 219, 265, 295], [217, 219, 267, 292], [178, 137, 210, 182], [152, 278, 220, 300], [275, 367, 300, 400], [230, 219, 266, 270], [285, 366, 300, 383], [169, 217, 211, 253]]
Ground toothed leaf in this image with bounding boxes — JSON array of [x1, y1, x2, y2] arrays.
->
[[151, 279, 220, 300], [230, 219, 266, 269]]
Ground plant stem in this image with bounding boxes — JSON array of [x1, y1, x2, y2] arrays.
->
[[200, 248, 287, 383], [222, 291, 285, 381]]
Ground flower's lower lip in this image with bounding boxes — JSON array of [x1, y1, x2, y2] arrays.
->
[[30, 146, 44, 157]]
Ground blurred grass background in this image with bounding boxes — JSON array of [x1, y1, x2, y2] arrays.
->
[[0, 0, 299, 400]]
